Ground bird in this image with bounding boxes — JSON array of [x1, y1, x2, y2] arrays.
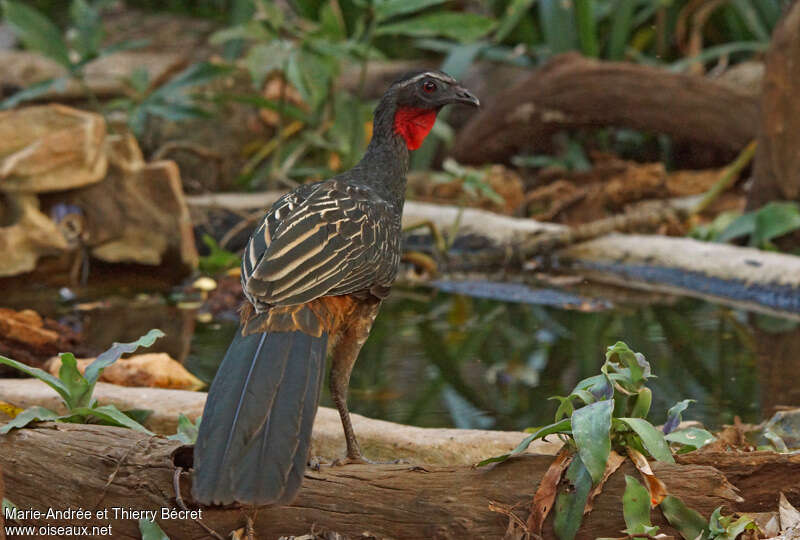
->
[[192, 70, 479, 506]]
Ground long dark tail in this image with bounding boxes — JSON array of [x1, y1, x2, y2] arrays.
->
[[192, 327, 328, 506]]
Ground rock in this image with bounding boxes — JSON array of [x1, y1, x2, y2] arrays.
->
[[45, 353, 205, 391], [0, 307, 82, 371], [0, 105, 107, 192], [0, 194, 69, 276], [0, 50, 187, 100]]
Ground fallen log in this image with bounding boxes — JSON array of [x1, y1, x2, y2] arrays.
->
[[451, 53, 758, 165], [0, 422, 749, 540], [0, 379, 560, 465], [188, 192, 800, 318]]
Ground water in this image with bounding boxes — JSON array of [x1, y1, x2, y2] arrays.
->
[[182, 284, 800, 432]]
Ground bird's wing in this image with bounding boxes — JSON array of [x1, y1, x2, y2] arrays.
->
[[242, 180, 397, 307]]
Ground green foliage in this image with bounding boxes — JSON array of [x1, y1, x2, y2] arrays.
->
[[0, 330, 164, 434], [167, 413, 201, 444], [691, 202, 800, 251], [138, 518, 170, 540], [0, 0, 146, 108], [198, 234, 240, 275], [432, 158, 504, 205], [659, 499, 756, 540], [621, 475, 659, 536]]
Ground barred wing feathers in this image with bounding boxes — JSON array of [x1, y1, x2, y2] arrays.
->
[[242, 181, 398, 308]]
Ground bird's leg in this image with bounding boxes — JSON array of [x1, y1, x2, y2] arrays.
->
[[329, 301, 381, 464]]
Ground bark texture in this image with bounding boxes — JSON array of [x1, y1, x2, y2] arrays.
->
[[451, 53, 758, 165], [748, 1, 800, 208], [0, 422, 756, 540]]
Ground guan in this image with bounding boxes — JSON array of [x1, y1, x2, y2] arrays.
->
[[192, 70, 480, 506]]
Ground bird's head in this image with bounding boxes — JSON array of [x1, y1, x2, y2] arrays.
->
[[374, 70, 480, 151]]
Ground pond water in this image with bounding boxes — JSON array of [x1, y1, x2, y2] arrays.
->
[[184, 283, 800, 432], [5, 279, 799, 433]]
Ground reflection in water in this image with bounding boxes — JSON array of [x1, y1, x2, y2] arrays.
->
[[187, 286, 800, 432]]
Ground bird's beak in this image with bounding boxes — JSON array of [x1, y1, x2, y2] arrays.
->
[[452, 85, 480, 107]]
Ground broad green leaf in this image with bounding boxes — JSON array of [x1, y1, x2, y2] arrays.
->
[[375, 12, 496, 42], [622, 475, 658, 535], [122, 408, 153, 426], [374, 0, 448, 21], [572, 399, 613, 484], [153, 62, 233, 98], [730, 0, 770, 41], [717, 210, 757, 242], [98, 38, 149, 57], [538, 0, 577, 54], [665, 427, 715, 450], [751, 202, 800, 247], [83, 329, 165, 385], [58, 352, 91, 409], [0, 355, 72, 405], [440, 42, 484, 80], [138, 517, 169, 540], [494, 0, 536, 43], [659, 495, 708, 540], [477, 418, 571, 466], [551, 395, 574, 422], [663, 399, 695, 434], [167, 414, 200, 444], [0, 406, 60, 434], [618, 418, 674, 463], [553, 456, 593, 540], [1, 1, 71, 67], [0, 76, 67, 109], [71, 405, 154, 434], [141, 102, 211, 122]]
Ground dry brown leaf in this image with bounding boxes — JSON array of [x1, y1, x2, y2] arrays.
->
[[626, 447, 668, 506], [526, 446, 574, 534], [46, 353, 204, 390], [585, 450, 627, 513], [780, 492, 800, 531]]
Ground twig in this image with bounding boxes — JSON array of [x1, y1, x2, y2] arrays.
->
[[94, 436, 153, 509], [690, 140, 757, 216], [173, 467, 225, 540]]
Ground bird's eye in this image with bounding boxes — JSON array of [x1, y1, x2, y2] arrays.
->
[[422, 80, 437, 93]]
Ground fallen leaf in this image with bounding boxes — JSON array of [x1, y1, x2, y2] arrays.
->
[[627, 447, 668, 506], [585, 450, 627, 513], [779, 492, 800, 531], [46, 353, 204, 390], [527, 447, 574, 534]]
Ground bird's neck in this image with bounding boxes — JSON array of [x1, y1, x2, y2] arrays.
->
[[346, 96, 415, 212]]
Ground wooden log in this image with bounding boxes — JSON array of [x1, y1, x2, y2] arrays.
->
[[451, 53, 758, 165], [0, 422, 749, 540], [748, 1, 800, 209]]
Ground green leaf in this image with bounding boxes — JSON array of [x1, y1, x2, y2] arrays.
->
[[0, 406, 61, 434], [0, 355, 72, 405], [494, 0, 536, 43], [0, 76, 67, 109], [607, 0, 635, 60], [122, 409, 153, 426], [575, 0, 598, 57], [477, 418, 571, 466], [618, 418, 675, 463], [375, 12, 496, 42], [374, 0, 448, 21], [138, 517, 169, 540], [553, 455, 593, 540], [1, 0, 71, 67], [71, 405, 154, 434], [572, 399, 613, 484], [551, 396, 575, 422], [751, 202, 800, 247], [153, 62, 233, 98], [622, 475, 658, 535], [167, 414, 200, 444], [58, 352, 92, 409], [717, 210, 757, 243], [243, 39, 293, 86], [665, 427, 715, 450], [663, 399, 694, 434], [630, 388, 652, 419], [659, 495, 708, 540], [538, 0, 578, 54], [84, 329, 165, 386], [69, 0, 102, 59]]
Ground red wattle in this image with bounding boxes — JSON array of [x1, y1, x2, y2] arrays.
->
[[393, 107, 437, 150]]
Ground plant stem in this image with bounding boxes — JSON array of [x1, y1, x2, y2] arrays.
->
[[690, 140, 757, 216]]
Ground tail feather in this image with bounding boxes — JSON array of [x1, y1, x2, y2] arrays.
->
[[192, 327, 327, 506]]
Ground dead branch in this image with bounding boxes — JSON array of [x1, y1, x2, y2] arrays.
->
[[451, 53, 758, 165], [0, 422, 760, 539]]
